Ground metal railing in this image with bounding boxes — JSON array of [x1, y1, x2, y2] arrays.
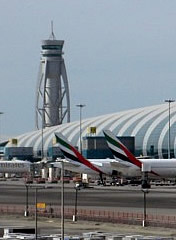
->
[[0, 204, 176, 228]]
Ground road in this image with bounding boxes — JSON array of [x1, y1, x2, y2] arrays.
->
[[0, 180, 176, 216]]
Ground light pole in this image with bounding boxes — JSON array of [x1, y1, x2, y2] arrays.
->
[[39, 108, 44, 159], [24, 184, 29, 217], [141, 188, 149, 227], [165, 99, 175, 159], [73, 183, 81, 222], [56, 158, 65, 239], [141, 162, 150, 227], [35, 187, 38, 240], [76, 104, 86, 154], [28, 185, 47, 240], [0, 112, 4, 143], [61, 159, 64, 240]]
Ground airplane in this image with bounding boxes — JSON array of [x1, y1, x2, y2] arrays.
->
[[0, 158, 31, 173], [103, 129, 176, 179], [53, 132, 124, 183]]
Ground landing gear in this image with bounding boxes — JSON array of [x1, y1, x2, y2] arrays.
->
[[141, 179, 151, 189], [141, 172, 151, 189], [99, 173, 106, 186]]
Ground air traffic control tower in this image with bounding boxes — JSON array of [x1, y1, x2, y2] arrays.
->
[[35, 29, 70, 129]]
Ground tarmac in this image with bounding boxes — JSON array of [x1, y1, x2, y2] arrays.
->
[[1, 181, 176, 238], [0, 214, 176, 238]]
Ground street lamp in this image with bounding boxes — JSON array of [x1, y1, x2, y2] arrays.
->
[[0, 112, 4, 143], [76, 104, 86, 154], [73, 183, 81, 222], [165, 99, 175, 159], [141, 188, 149, 227], [55, 158, 65, 240], [24, 184, 29, 217], [39, 108, 45, 159], [60, 159, 64, 240], [28, 185, 47, 240], [35, 187, 38, 240], [141, 162, 150, 227]]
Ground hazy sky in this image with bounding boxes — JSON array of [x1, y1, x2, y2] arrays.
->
[[0, 0, 176, 137]]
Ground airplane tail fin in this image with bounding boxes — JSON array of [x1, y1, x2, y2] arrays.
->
[[54, 132, 104, 174], [103, 130, 142, 168]]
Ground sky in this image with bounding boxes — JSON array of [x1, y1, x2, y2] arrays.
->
[[0, 0, 176, 138]]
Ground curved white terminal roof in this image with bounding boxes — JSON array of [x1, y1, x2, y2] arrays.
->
[[12, 103, 176, 158]]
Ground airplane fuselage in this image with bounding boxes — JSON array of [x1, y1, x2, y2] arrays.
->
[[116, 158, 176, 178], [54, 158, 117, 176], [0, 159, 31, 173], [54, 157, 176, 179]]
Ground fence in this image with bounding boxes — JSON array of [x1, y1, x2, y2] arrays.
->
[[0, 204, 176, 228]]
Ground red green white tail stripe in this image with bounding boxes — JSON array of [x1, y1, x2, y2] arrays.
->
[[103, 130, 142, 168], [55, 132, 104, 174]]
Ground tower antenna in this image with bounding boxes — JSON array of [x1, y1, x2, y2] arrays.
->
[[49, 20, 56, 40]]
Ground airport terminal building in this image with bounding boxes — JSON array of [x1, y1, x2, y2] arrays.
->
[[3, 102, 176, 160]]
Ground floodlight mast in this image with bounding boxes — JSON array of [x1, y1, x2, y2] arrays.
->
[[165, 99, 175, 159], [76, 104, 86, 154], [0, 112, 4, 143]]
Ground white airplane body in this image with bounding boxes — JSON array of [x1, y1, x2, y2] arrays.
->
[[54, 133, 126, 179], [53, 158, 119, 176], [0, 159, 31, 173], [54, 131, 176, 180], [103, 130, 176, 179], [110, 158, 176, 178]]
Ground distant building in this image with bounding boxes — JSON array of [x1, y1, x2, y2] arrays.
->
[[3, 103, 176, 159], [82, 136, 134, 159]]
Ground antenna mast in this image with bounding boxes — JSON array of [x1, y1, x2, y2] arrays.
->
[[49, 20, 56, 40]]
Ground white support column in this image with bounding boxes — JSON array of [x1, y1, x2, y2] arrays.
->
[[41, 168, 48, 179]]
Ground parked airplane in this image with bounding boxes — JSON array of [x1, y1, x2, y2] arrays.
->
[[0, 159, 31, 173], [103, 130, 176, 179], [54, 132, 122, 182]]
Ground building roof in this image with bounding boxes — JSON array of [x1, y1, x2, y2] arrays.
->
[[11, 102, 176, 158]]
